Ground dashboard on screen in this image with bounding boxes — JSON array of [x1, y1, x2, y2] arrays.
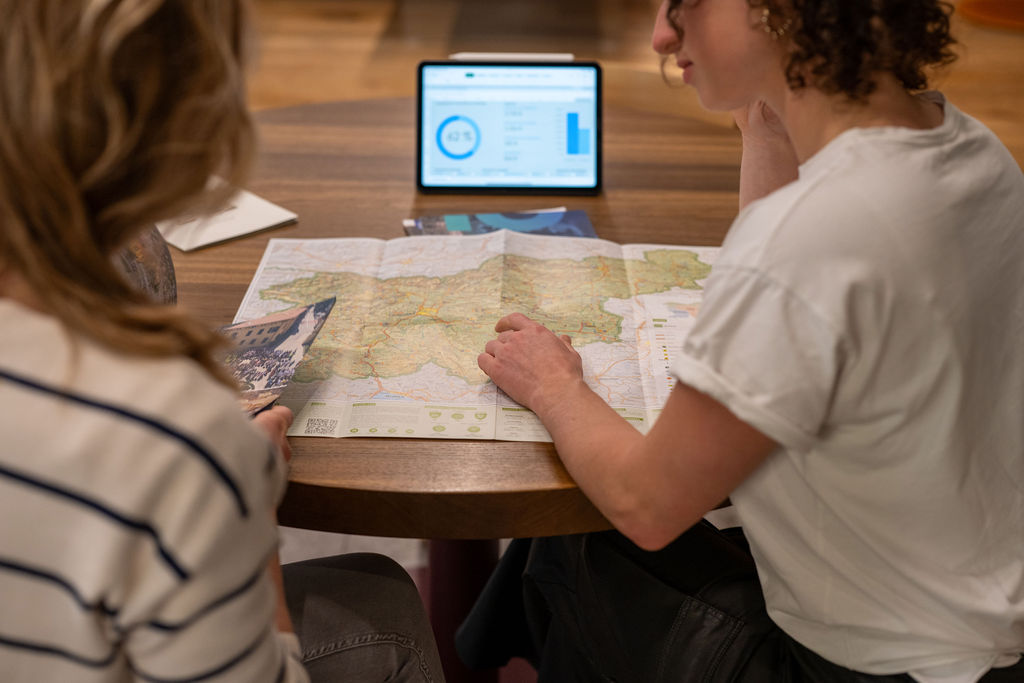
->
[[416, 61, 602, 194]]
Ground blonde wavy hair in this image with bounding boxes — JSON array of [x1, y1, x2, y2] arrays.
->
[[0, 0, 254, 385]]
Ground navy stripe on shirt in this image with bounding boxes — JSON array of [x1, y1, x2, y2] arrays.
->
[[0, 556, 267, 636], [0, 624, 284, 681], [134, 626, 274, 682], [0, 632, 119, 669], [0, 557, 118, 617], [145, 565, 265, 632], [0, 462, 189, 580], [0, 368, 248, 517]]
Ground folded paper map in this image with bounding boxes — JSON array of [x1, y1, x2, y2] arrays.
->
[[233, 230, 717, 441]]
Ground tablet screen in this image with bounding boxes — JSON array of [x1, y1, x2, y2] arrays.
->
[[417, 61, 601, 194]]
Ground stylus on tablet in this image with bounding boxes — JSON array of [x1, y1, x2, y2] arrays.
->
[[448, 52, 575, 62]]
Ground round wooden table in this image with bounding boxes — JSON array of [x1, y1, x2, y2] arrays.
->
[[174, 97, 739, 537], [171, 97, 741, 682]]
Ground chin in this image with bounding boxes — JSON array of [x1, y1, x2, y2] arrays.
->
[[693, 90, 740, 113], [694, 92, 724, 111]]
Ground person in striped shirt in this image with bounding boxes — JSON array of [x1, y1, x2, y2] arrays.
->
[[0, 1, 443, 681]]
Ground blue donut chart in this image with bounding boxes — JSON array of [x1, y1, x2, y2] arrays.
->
[[436, 115, 481, 160]]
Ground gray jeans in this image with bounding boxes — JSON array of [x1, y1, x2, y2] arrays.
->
[[283, 553, 445, 682]]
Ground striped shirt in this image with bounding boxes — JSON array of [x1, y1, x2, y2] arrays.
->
[[0, 299, 308, 682]]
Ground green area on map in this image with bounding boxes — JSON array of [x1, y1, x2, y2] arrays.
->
[[259, 250, 710, 386]]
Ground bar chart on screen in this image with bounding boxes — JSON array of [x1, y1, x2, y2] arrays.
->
[[566, 112, 591, 155]]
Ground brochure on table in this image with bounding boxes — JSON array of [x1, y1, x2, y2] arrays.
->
[[158, 188, 296, 251]]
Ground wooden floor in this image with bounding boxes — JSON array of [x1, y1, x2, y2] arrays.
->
[[247, 0, 1024, 165]]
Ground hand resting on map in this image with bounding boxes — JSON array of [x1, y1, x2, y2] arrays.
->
[[478, 313, 586, 414]]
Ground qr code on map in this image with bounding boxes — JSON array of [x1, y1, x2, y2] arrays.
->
[[305, 418, 339, 436]]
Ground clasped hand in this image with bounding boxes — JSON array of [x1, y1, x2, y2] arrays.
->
[[732, 99, 789, 141], [478, 313, 585, 413]]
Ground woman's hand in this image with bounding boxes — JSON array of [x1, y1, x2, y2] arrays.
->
[[732, 100, 800, 209], [732, 99, 790, 144], [478, 313, 586, 415], [252, 405, 294, 462]]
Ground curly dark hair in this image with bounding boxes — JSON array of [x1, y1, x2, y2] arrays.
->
[[666, 0, 958, 101]]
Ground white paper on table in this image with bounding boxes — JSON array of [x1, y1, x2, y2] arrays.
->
[[157, 189, 297, 251]]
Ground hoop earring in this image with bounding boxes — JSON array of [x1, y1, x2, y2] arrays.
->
[[760, 7, 792, 40]]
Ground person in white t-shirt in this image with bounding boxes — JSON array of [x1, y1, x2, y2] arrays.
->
[[0, 1, 442, 681], [461, 1, 1024, 681]]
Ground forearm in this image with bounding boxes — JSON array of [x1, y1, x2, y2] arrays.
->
[[479, 314, 775, 549], [535, 380, 777, 550], [254, 407, 296, 634], [533, 381, 651, 535], [268, 552, 295, 633], [533, 381, 725, 550]]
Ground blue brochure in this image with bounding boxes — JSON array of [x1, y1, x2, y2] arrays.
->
[[404, 209, 596, 238]]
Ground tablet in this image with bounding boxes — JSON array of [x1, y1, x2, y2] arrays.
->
[[417, 60, 602, 194]]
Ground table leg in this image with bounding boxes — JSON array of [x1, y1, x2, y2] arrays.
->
[[428, 539, 500, 683]]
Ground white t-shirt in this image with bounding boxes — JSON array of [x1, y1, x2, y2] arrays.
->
[[672, 94, 1024, 683], [0, 299, 308, 682]]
